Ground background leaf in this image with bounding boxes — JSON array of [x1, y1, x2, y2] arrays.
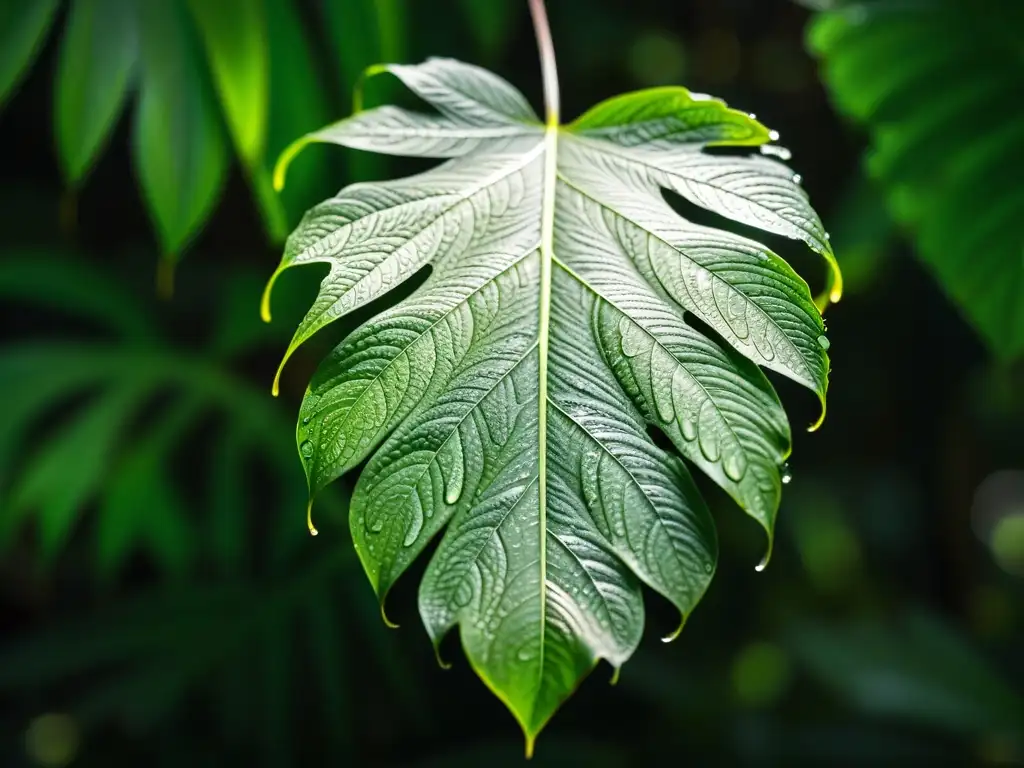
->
[[0, 0, 59, 108], [807, 0, 1024, 358], [186, 0, 269, 167], [789, 613, 1024, 736], [55, 0, 137, 187], [133, 0, 229, 265]]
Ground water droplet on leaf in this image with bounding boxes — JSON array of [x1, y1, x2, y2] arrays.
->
[[300, 440, 314, 458], [816, 334, 830, 351]]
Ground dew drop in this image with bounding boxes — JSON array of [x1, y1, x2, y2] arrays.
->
[[792, 174, 802, 185], [760, 144, 791, 161], [517, 646, 536, 662], [300, 440, 314, 458], [780, 462, 793, 485], [816, 334, 831, 351], [704, 562, 713, 574], [748, 112, 757, 120], [768, 129, 780, 141], [724, 453, 746, 482], [824, 232, 831, 241], [302, 416, 310, 425]]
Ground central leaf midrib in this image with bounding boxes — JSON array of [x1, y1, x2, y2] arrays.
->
[[535, 122, 559, 706]]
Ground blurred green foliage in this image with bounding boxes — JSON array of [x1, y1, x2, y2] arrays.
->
[[807, 0, 1024, 359]]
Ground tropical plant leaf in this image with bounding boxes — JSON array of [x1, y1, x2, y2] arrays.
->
[[133, 0, 228, 270], [264, 0, 332, 225], [55, 0, 138, 187], [807, 0, 1024, 358], [0, 254, 430, 765], [789, 613, 1024, 736], [186, 0, 289, 242], [266, 57, 838, 747], [186, 0, 268, 167], [0, 0, 59, 108]]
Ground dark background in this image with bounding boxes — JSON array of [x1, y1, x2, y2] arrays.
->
[[1, 0, 1022, 765]]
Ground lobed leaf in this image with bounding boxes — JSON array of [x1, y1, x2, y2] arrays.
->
[[267, 58, 835, 748]]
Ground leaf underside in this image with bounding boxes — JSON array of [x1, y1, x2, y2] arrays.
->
[[265, 58, 836, 748]]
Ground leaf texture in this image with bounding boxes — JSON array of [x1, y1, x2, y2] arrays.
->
[[266, 58, 835, 747]]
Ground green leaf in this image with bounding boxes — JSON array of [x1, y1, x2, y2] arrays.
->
[[133, 0, 229, 259], [808, 0, 1024, 358], [320, 0, 408, 182], [186, 0, 269, 167], [0, 0, 60, 109], [264, 0, 331, 226], [55, 0, 138, 186], [0, 252, 159, 343], [5, 385, 144, 560], [96, 399, 198, 581], [266, 58, 835, 746], [789, 613, 1024, 736]]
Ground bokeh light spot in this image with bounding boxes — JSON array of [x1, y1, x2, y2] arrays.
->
[[731, 641, 792, 707], [25, 714, 79, 768], [628, 31, 687, 86]]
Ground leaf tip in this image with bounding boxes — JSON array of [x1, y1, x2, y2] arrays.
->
[[156, 258, 176, 300], [661, 612, 687, 643], [524, 734, 537, 760], [432, 642, 453, 671], [755, 545, 773, 572], [260, 269, 278, 324], [306, 499, 318, 536], [808, 397, 827, 433], [380, 602, 399, 630], [273, 137, 310, 192], [609, 665, 621, 686]]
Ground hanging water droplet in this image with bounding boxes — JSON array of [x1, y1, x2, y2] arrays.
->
[[748, 112, 757, 120], [760, 144, 791, 161], [824, 232, 831, 241], [780, 462, 793, 485], [300, 440, 314, 458], [792, 173, 802, 185], [816, 334, 831, 351], [768, 129, 780, 141]]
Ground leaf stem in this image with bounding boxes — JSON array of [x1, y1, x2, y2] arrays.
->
[[528, 0, 560, 126]]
